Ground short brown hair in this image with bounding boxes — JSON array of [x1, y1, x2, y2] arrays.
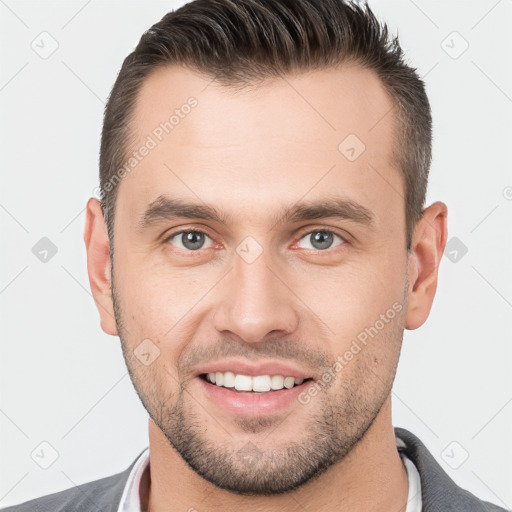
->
[[99, 0, 431, 252]]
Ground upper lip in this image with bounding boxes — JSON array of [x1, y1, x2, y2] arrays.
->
[[194, 359, 315, 380]]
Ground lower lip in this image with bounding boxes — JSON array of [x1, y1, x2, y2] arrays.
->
[[197, 376, 314, 417]]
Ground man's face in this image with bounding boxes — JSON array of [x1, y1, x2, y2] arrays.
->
[[110, 63, 410, 494]]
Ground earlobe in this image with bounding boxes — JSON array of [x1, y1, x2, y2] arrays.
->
[[405, 201, 448, 330], [83, 197, 119, 336]]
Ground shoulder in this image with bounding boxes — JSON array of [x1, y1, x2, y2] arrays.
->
[[0, 460, 134, 512], [394, 426, 508, 511]]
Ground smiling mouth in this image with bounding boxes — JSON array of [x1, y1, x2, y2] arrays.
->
[[199, 373, 314, 393]]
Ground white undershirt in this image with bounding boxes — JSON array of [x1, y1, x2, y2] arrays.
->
[[397, 435, 423, 511]]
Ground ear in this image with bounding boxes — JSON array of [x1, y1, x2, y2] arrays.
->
[[405, 201, 448, 330], [83, 197, 118, 336]]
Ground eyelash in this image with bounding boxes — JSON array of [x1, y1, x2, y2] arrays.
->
[[162, 227, 348, 255]]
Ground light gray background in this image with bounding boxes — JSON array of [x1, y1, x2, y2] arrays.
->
[[1, 0, 511, 508]]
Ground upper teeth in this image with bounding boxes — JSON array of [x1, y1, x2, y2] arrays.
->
[[206, 372, 305, 392]]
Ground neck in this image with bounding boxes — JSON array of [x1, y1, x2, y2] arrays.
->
[[146, 397, 409, 512]]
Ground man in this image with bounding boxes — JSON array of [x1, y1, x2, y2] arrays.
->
[[2, 0, 506, 510]]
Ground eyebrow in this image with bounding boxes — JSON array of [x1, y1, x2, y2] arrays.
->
[[137, 194, 376, 231]]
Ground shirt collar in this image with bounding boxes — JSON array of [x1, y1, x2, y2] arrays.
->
[[397, 434, 423, 512], [117, 447, 150, 512]]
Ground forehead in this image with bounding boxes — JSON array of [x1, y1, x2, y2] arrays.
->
[[118, 63, 401, 229]]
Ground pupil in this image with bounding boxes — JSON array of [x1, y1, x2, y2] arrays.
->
[[311, 231, 333, 250], [183, 231, 204, 250]]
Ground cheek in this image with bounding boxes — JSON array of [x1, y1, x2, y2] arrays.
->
[[298, 253, 405, 337], [114, 260, 217, 360], [115, 248, 181, 307]]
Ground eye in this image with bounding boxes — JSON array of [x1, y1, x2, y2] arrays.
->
[[163, 228, 346, 254], [295, 229, 346, 251], [164, 230, 214, 251]]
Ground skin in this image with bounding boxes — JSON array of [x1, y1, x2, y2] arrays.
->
[[84, 62, 448, 511]]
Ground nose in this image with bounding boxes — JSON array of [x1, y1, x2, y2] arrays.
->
[[212, 248, 299, 344]]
